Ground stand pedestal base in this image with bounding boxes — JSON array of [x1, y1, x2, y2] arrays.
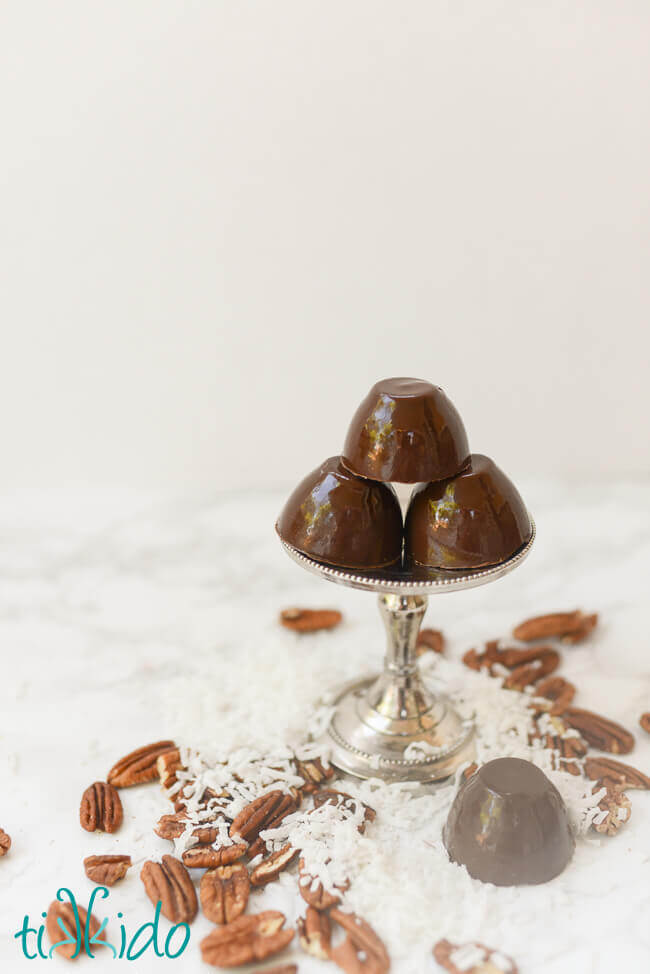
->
[[324, 675, 475, 783]]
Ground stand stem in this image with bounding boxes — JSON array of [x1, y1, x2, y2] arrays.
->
[[380, 593, 428, 675], [363, 594, 437, 727]]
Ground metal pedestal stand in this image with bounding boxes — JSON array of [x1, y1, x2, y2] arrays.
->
[[279, 520, 535, 783]]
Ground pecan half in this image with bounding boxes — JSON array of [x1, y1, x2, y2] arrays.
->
[[563, 707, 634, 754], [298, 906, 331, 959], [502, 649, 559, 690], [463, 643, 559, 685], [513, 610, 597, 643], [556, 734, 588, 759], [502, 663, 541, 691], [250, 845, 298, 886], [329, 909, 389, 974], [531, 676, 576, 715], [0, 829, 11, 856], [298, 858, 347, 909], [312, 790, 376, 833], [640, 713, 650, 735], [247, 790, 300, 859], [498, 645, 560, 672], [547, 755, 581, 776], [80, 782, 123, 834], [433, 938, 518, 973], [584, 756, 650, 790], [416, 628, 445, 656], [529, 716, 587, 774], [547, 732, 587, 774], [46, 900, 101, 960], [155, 811, 219, 844], [107, 740, 176, 788], [280, 607, 342, 632], [200, 911, 294, 967], [183, 843, 247, 869], [155, 812, 192, 840], [561, 613, 598, 643], [230, 790, 298, 849], [140, 855, 198, 923], [462, 640, 501, 671], [591, 784, 631, 836], [295, 756, 335, 793], [157, 748, 184, 791], [200, 863, 250, 924], [84, 854, 132, 886]]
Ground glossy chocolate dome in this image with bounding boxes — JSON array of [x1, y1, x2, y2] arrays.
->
[[342, 377, 470, 483], [277, 456, 403, 570], [404, 454, 531, 569], [443, 757, 574, 886]]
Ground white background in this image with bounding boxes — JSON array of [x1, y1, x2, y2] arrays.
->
[[2, 1, 649, 489]]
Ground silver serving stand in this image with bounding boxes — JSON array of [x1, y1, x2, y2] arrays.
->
[[279, 520, 535, 783]]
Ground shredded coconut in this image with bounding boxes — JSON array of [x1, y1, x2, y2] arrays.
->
[[163, 654, 606, 969], [159, 615, 636, 974]]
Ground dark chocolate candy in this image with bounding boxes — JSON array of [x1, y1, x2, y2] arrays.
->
[[342, 377, 470, 484], [404, 453, 531, 569], [276, 456, 403, 570], [443, 757, 574, 886]]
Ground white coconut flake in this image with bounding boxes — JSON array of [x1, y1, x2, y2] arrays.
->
[[403, 740, 442, 760], [450, 943, 487, 969], [491, 950, 516, 972]]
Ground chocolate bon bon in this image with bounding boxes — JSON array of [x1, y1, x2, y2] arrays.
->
[[443, 757, 574, 886], [404, 453, 531, 570], [276, 456, 403, 570], [279, 379, 529, 572], [342, 377, 470, 484]]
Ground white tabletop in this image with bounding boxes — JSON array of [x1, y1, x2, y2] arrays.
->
[[1, 483, 649, 972]]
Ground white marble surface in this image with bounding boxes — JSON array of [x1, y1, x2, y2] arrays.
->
[[1, 483, 649, 972]]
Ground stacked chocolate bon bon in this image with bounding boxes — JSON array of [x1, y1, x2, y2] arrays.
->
[[277, 377, 532, 572]]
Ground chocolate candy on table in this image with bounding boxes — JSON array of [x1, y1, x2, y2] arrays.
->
[[404, 453, 531, 570], [342, 377, 470, 484], [443, 757, 574, 886], [276, 456, 403, 570]]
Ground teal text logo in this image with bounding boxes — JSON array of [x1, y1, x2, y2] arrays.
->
[[14, 887, 190, 960]]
